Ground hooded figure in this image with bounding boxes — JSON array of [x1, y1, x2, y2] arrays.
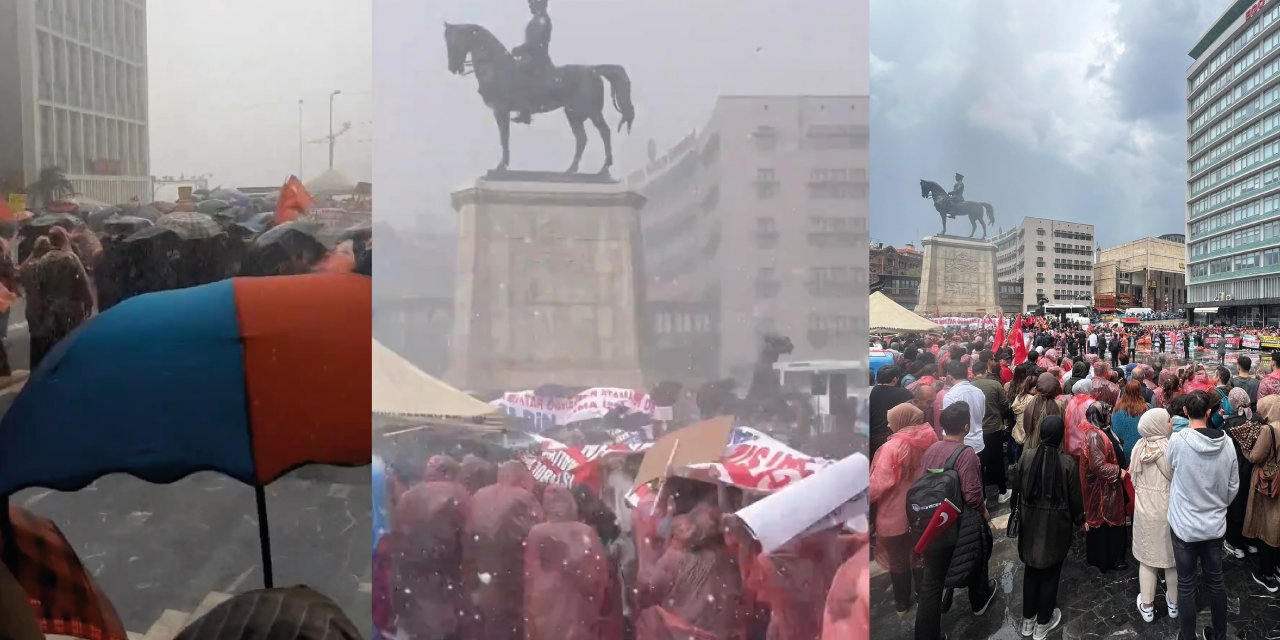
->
[[635, 504, 743, 640], [1183, 366, 1216, 393], [1081, 402, 1128, 572], [457, 454, 498, 494], [464, 460, 545, 640], [524, 485, 610, 640], [821, 534, 870, 640], [1014, 415, 1083, 633], [1064, 361, 1089, 397], [869, 403, 936, 611], [1091, 362, 1120, 406], [1244, 396, 1280, 548], [1064, 379, 1097, 459], [755, 530, 850, 640], [391, 455, 471, 639]]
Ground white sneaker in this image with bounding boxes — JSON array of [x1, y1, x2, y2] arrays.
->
[[998, 490, 1013, 504], [1167, 600, 1179, 620], [1136, 594, 1154, 623], [1033, 608, 1063, 640], [1021, 617, 1036, 636]]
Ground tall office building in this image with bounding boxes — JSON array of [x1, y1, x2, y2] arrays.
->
[[0, 0, 150, 205], [1185, 0, 1280, 325], [627, 96, 869, 384], [992, 216, 1096, 313]]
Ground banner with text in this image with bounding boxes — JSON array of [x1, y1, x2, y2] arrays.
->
[[494, 387, 654, 432]]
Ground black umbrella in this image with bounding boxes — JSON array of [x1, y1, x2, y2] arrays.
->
[[24, 214, 83, 230], [122, 225, 181, 244], [103, 216, 154, 235], [339, 221, 372, 242], [254, 220, 325, 250]]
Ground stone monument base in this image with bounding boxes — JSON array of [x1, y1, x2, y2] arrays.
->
[[447, 176, 647, 391], [915, 235, 1001, 316]]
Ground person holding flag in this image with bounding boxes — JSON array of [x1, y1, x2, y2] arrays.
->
[[274, 175, 316, 225]]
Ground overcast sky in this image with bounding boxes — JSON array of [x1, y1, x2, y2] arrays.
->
[[374, 0, 868, 229], [147, 0, 372, 190], [870, 0, 1223, 248]]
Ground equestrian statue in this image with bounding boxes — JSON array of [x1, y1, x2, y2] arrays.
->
[[444, 0, 636, 175], [919, 174, 996, 239]]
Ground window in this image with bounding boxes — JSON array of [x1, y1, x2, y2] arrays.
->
[[755, 217, 778, 248], [755, 168, 778, 198]]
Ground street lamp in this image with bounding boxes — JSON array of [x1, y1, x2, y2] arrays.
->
[[328, 90, 342, 170]]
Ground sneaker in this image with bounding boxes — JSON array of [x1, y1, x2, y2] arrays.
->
[[1254, 571, 1280, 593], [1136, 594, 1154, 623], [1224, 541, 1245, 559], [1021, 617, 1036, 636], [1167, 600, 1178, 619], [973, 579, 998, 616], [998, 489, 1013, 504], [895, 597, 913, 614], [1249, 545, 1259, 554], [1032, 608, 1063, 640]]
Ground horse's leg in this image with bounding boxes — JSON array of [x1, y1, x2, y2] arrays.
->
[[493, 108, 511, 171], [589, 110, 612, 175], [565, 110, 587, 173], [940, 212, 947, 235]]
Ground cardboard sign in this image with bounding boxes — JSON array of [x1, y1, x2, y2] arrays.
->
[[633, 416, 734, 489]]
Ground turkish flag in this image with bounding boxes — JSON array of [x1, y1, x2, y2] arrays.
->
[[992, 312, 1004, 356], [1009, 315, 1029, 365], [914, 498, 961, 554], [274, 175, 315, 225]]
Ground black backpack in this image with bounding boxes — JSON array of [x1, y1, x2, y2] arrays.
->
[[906, 445, 969, 550]]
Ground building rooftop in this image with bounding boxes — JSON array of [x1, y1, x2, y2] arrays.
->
[[1190, 0, 1257, 60]]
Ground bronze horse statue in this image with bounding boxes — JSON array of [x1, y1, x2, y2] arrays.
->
[[920, 179, 995, 239], [444, 23, 635, 175]]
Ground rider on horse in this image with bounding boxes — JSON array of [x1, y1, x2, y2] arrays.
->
[[949, 172, 965, 205], [512, 0, 554, 124]]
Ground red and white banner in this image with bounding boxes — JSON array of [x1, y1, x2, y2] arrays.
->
[[677, 427, 832, 493], [521, 434, 650, 489], [494, 387, 654, 432]]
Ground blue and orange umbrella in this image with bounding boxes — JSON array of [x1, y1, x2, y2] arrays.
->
[[0, 272, 371, 587]]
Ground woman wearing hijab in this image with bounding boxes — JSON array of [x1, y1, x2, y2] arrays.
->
[[1064, 361, 1089, 397], [1245, 395, 1280, 592], [1183, 364, 1216, 393], [1224, 387, 1259, 562], [869, 403, 938, 612], [1064, 380, 1098, 459], [1081, 402, 1130, 572], [1014, 415, 1083, 639], [392, 455, 471, 639], [464, 461, 545, 640], [1130, 408, 1178, 622], [1010, 374, 1038, 463], [1023, 373, 1065, 451]]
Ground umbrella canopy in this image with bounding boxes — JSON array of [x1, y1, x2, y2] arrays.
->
[[869, 291, 943, 333], [102, 215, 153, 235], [121, 224, 180, 244], [372, 338, 501, 424], [195, 198, 230, 215], [24, 214, 82, 230], [340, 220, 372, 242], [157, 211, 223, 239], [255, 220, 324, 246], [0, 272, 371, 586]]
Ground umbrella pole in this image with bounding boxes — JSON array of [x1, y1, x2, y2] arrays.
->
[[255, 485, 274, 589]]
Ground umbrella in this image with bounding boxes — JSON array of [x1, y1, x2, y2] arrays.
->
[[85, 206, 123, 231], [339, 221, 372, 242], [24, 214, 82, 230], [102, 215, 154, 235], [195, 198, 230, 215], [254, 221, 326, 257], [121, 224, 180, 244], [0, 272, 370, 588], [157, 211, 223, 240]]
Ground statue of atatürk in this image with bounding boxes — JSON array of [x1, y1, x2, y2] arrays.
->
[[920, 176, 996, 239], [444, 0, 636, 175]]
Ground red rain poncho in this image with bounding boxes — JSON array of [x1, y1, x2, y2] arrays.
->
[[1063, 393, 1096, 459], [390, 475, 470, 639], [755, 531, 851, 640], [463, 461, 544, 640], [635, 505, 743, 640], [1080, 426, 1126, 528], [457, 454, 497, 494], [869, 422, 937, 543], [524, 485, 610, 640], [822, 534, 869, 640]]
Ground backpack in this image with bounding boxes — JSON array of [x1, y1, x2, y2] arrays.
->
[[1212, 387, 1234, 430], [906, 445, 969, 550]]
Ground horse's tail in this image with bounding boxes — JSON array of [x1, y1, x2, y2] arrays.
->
[[594, 64, 635, 133], [983, 202, 995, 225]]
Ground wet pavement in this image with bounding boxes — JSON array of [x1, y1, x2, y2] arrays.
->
[[871, 492, 1280, 639]]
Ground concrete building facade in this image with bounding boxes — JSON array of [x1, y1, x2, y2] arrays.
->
[[992, 216, 1096, 312], [627, 95, 869, 384], [0, 0, 150, 205], [1185, 0, 1280, 325], [1093, 236, 1188, 312]]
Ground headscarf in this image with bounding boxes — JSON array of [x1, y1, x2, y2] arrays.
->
[[1027, 416, 1066, 503], [1230, 387, 1253, 420], [1073, 379, 1093, 396], [1087, 401, 1124, 465], [1022, 373, 1063, 450], [458, 454, 498, 494], [1133, 408, 1171, 465], [1259, 395, 1280, 424], [424, 454, 460, 482], [887, 403, 925, 433]]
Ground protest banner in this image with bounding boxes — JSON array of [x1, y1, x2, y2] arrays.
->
[[494, 387, 654, 432], [734, 452, 868, 553]]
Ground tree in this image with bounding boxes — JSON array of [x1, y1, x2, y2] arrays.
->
[[26, 166, 74, 209]]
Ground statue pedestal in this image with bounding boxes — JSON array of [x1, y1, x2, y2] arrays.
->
[[915, 235, 1002, 316], [447, 177, 647, 390]]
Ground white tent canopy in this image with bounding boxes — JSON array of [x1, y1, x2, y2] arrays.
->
[[306, 169, 358, 197], [869, 291, 943, 333], [372, 338, 501, 423]]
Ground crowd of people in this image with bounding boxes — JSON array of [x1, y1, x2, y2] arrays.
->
[[371, 399, 871, 640], [869, 321, 1280, 640]]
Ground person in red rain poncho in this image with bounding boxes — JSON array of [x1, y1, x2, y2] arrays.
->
[[390, 455, 471, 639], [1091, 361, 1120, 406], [869, 403, 937, 612], [755, 530, 852, 640], [1063, 379, 1098, 459], [463, 460, 544, 640], [635, 503, 743, 640], [523, 485, 610, 640], [821, 533, 870, 640], [1183, 364, 1217, 394]]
